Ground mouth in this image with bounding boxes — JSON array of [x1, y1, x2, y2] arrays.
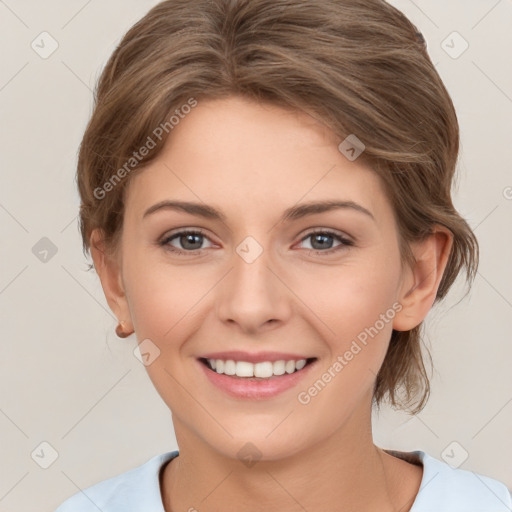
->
[[198, 357, 318, 380], [196, 355, 319, 400]]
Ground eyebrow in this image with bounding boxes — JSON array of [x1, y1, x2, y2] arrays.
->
[[142, 199, 375, 223]]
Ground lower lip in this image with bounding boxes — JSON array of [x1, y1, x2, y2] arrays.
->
[[197, 358, 317, 400]]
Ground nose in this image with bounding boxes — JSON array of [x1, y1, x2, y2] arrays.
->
[[216, 239, 292, 335]]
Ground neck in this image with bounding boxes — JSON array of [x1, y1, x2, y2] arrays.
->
[[161, 402, 421, 512]]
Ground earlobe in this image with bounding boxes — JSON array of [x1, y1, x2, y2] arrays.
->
[[89, 228, 134, 332], [392, 226, 453, 332]]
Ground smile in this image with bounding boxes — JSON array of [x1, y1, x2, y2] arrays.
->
[[197, 357, 318, 400], [200, 357, 316, 379]]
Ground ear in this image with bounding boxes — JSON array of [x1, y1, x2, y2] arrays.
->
[[393, 226, 453, 332], [89, 228, 134, 333]]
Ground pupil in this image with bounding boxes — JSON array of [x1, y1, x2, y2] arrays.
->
[[182, 234, 201, 250], [312, 234, 332, 250]]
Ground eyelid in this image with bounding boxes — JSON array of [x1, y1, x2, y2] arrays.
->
[[300, 227, 354, 243], [161, 227, 209, 239], [159, 227, 213, 246]]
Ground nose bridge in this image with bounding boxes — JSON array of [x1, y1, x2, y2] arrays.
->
[[216, 233, 291, 330]]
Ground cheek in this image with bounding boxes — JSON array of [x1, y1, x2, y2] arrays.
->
[[302, 254, 401, 337], [293, 264, 401, 418], [123, 249, 212, 339], [297, 252, 402, 391], [122, 255, 208, 398]]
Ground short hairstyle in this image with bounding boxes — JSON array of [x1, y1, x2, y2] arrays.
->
[[77, 0, 479, 414]]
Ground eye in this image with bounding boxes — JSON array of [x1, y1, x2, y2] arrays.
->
[[158, 228, 354, 257], [159, 229, 213, 255], [298, 229, 354, 255]]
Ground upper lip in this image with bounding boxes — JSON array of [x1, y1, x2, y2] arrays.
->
[[199, 351, 315, 364]]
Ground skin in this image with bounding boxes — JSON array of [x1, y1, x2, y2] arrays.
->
[[90, 95, 453, 512]]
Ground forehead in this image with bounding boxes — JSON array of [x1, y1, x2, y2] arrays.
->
[[124, 96, 391, 226]]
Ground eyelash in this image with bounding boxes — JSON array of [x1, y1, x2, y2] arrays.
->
[[158, 228, 354, 257]]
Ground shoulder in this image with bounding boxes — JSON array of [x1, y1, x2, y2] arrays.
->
[[388, 449, 512, 512], [53, 450, 179, 512]]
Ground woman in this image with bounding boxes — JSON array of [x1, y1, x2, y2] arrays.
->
[[55, 0, 511, 510]]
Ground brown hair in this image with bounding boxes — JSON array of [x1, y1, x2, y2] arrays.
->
[[77, 0, 478, 414]]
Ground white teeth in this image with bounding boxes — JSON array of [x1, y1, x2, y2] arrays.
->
[[254, 361, 273, 378], [295, 359, 306, 370], [206, 358, 309, 378], [285, 360, 296, 374], [223, 360, 236, 375], [273, 360, 286, 375], [235, 361, 254, 377]]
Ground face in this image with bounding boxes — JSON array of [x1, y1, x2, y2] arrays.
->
[[98, 96, 420, 462]]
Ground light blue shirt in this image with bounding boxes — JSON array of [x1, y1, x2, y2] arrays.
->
[[54, 449, 512, 511]]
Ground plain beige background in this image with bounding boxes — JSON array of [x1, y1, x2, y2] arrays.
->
[[0, 1, 511, 511]]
